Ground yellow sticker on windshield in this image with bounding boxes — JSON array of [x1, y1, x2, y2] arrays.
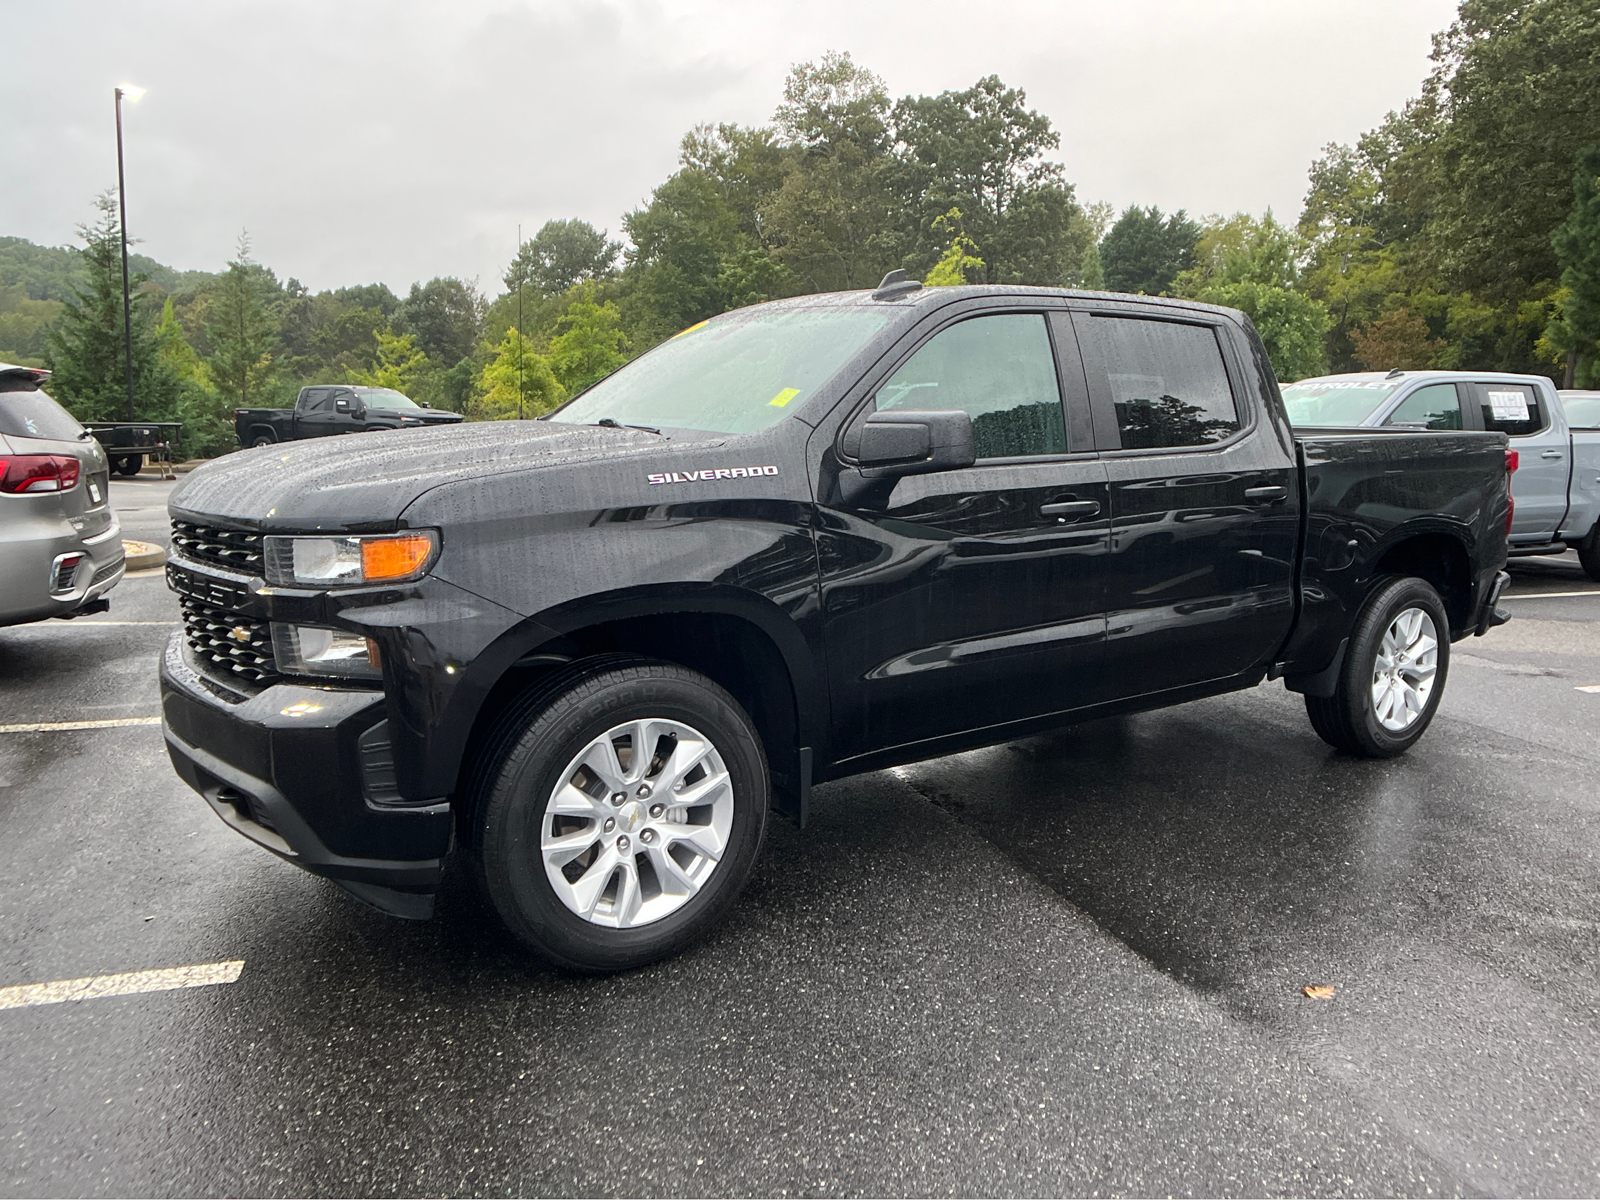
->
[[768, 387, 801, 408], [673, 320, 709, 339]]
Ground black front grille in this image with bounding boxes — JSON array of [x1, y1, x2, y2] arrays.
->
[[171, 521, 263, 575], [179, 595, 279, 683]]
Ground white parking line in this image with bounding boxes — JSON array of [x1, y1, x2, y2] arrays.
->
[[0, 961, 243, 1011], [1577, 685, 1600, 694], [1504, 590, 1600, 599], [0, 717, 162, 734]]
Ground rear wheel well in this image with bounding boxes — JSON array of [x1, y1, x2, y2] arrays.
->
[[1369, 533, 1472, 632], [457, 612, 802, 827]]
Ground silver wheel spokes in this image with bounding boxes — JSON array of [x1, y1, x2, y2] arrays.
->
[[541, 718, 733, 929], [1371, 605, 1439, 732]]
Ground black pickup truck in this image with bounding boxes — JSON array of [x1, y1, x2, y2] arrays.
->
[[161, 282, 1513, 971], [234, 385, 462, 447]]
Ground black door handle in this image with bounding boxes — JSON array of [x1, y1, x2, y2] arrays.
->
[[1243, 485, 1287, 501], [1040, 499, 1101, 518]]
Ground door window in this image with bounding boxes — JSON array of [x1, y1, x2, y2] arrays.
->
[[874, 314, 1066, 458], [1078, 316, 1240, 449], [1473, 382, 1545, 437], [300, 389, 334, 413], [1386, 383, 1463, 430]]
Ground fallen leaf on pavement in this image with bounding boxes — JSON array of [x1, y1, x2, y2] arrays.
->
[[1302, 984, 1335, 999]]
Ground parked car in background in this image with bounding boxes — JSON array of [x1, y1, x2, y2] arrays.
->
[[1284, 370, 1600, 580], [235, 386, 464, 448], [0, 364, 124, 626]]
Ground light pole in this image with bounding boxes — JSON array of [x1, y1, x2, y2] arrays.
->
[[114, 84, 145, 422]]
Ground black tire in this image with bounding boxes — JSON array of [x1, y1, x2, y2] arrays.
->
[[469, 656, 769, 972], [250, 434, 275, 448], [1305, 575, 1451, 758], [1578, 536, 1600, 583], [115, 456, 141, 476]]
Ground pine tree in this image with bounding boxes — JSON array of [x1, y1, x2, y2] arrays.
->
[[42, 191, 177, 421], [207, 234, 279, 406]]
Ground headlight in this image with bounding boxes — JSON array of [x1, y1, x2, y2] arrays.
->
[[264, 531, 438, 587], [271, 623, 382, 680]]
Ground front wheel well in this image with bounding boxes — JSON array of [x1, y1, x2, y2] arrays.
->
[[1369, 533, 1473, 632], [456, 611, 803, 827]]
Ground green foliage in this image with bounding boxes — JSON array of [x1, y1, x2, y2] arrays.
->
[[505, 220, 621, 297], [892, 75, 1090, 285], [474, 327, 562, 420], [0, 284, 63, 363], [157, 298, 233, 458], [1171, 211, 1330, 381], [1100, 206, 1202, 295], [42, 192, 178, 422], [1551, 145, 1600, 385], [396, 277, 485, 367], [923, 208, 984, 286], [1200, 280, 1331, 382], [205, 235, 279, 407], [348, 329, 427, 393], [548, 289, 628, 395], [1422, 0, 1600, 301]]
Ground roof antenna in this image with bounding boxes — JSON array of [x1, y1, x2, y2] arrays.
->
[[872, 269, 922, 301], [1385, 368, 1405, 379]]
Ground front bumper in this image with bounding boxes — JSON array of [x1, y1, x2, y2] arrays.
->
[[160, 633, 452, 918]]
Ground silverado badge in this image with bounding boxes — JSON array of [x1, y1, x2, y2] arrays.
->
[[647, 465, 779, 485]]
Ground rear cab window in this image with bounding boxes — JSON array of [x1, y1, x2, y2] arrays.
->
[[1473, 382, 1545, 437], [1075, 315, 1241, 450]]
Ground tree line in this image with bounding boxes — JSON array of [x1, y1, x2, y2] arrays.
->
[[2, 0, 1596, 458]]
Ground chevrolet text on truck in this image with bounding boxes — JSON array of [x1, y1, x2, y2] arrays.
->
[[161, 279, 1514, 972]]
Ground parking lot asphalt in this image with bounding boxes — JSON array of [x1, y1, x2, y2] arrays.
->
[[1, 475, 1597, 1196]]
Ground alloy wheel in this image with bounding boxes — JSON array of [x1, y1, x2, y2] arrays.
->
[[540, 717, 733, 928], [1370, 605, 1439, 731]]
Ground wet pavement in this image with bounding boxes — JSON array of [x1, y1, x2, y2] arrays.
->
[[0, 476, 1596, 1196]]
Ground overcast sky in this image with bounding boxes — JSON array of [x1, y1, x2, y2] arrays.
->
[[2, 0, 1458, 296]]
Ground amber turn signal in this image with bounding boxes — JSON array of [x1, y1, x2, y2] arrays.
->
[[361, 533, 436, 581]]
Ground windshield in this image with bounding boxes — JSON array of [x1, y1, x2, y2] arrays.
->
[[550, 304, 893, 435], [355, 388, 421, 410], [1280, 379, 1402, 426], [1562, 393, 1600, 429], [0, 386, 86, 441]]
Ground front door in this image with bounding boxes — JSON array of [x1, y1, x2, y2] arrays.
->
[[1070, 308, 1299, 697], [817, 308, 1111, 762]]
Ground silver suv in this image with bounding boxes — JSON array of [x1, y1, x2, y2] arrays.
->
[[0, 364, 124, 625]]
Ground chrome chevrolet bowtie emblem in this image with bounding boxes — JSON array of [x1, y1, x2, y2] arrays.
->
[[228, 626, 252, 643]]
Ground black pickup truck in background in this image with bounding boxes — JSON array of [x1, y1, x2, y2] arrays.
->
[[162, 280, 1513, 972], [234, 385, 463, 447]]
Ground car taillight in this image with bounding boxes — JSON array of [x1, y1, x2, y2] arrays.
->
[[0, 454, 82, 494], [1505, 448, 1518, 534]]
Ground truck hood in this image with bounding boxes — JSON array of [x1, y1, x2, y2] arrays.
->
[[171, 421, 714, 532]]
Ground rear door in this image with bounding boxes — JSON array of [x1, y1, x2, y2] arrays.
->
[[818, 303, 1111, 760], [295, 388, 341, 437], [1071, 307, 1299, 696], [1468, 380, 1569, 540]]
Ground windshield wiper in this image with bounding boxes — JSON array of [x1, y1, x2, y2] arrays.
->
[[595, 417, 662, 435]]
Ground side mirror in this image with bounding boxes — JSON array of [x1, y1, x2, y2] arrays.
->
[[857, 409, 976, 476], [335, 398, 351, 412]]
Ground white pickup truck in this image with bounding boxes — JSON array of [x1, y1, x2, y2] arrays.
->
[[1283, 371, 1600, 580]]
